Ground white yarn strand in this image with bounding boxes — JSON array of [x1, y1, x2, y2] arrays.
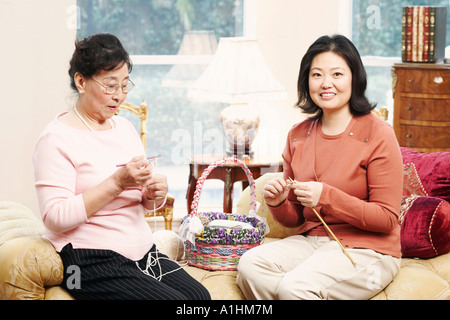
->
[[136, 194, 186, 281]]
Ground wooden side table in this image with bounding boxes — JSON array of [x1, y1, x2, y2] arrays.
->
[[186, 154, 283, 214]]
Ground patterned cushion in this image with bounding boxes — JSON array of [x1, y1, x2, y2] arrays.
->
[[0, 236, 65, 300], [0, 202, 68, 300], [401, 147, 450, 202], [399, 148, 450, 258]]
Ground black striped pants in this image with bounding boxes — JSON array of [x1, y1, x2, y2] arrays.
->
[[59, 243, 211, 300]]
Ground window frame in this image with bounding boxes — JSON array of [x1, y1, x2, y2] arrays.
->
[[128, 0, 253, 67], [341, 0, 402, 67]]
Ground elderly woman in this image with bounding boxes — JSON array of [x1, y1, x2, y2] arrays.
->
[[237, 35, 403, 300], [33, 33, 210, 300]]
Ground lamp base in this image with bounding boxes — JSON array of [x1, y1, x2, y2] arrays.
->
[[221, 103, 260, 160], [226, 146, 254, 159]]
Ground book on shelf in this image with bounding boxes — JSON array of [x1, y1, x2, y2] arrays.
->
[[402, 6, 447, 63]]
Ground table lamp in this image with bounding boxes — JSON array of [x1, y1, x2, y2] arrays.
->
[[187, 37, 287, 158]]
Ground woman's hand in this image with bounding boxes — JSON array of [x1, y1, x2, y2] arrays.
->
[[142, 174, 168, 209], [290, 180, 323, 208], [82, 156, 153, 218], [112, 156, 153, 190], [262, 177, 291, 207]]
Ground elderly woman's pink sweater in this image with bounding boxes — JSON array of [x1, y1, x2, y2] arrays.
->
[[33, 113, 153, 260]]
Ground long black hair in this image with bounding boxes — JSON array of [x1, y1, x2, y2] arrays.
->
[[296, 34, 376, 116]]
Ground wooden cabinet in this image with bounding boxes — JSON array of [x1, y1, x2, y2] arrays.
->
[[392, 63, 450, 152]]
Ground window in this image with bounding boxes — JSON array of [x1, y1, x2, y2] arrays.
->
[[76, 0, 244, 211], [351, 0, 450, 123]]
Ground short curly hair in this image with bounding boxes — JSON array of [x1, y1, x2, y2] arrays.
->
[[68, 33, 132, 92], [296, 34, 376, 117]]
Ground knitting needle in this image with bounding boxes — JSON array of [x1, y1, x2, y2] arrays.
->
[[288, 177, 356, 266], [116, 155, 162, 167]]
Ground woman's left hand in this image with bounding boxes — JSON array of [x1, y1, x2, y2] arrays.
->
[[142, 174, 168, 208], [290, 180, 323, 208]]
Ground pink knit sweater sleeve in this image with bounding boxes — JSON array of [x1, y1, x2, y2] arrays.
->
[[33, 128, 88, 233]]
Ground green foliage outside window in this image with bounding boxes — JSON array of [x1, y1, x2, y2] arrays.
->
[[77, 0, 243, 55]]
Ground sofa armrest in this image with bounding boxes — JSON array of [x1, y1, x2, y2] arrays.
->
[[0, 236, 64, 300], [44, 286, 74, 300]]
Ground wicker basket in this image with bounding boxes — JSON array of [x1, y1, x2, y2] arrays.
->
[[184, 157, 265, 271]]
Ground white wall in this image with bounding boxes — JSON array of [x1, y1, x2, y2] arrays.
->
[[0, 0, 76, 214], [250, 0, 347, 158]]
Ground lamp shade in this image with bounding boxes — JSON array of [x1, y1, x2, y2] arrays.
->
[[187, 37, 287, 103], [162, 30, 218, 88]]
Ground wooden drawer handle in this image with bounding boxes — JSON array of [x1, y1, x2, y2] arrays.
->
[[407, 106, 413, 111], [406, 134, 412, 139], [434, 76, 443, 84]]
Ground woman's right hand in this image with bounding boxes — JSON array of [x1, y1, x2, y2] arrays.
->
[[112, 156, 153, 190], [262, 177, 290, 207]]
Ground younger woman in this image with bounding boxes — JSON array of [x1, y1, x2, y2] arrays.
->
[[237, 35, 403, 300]]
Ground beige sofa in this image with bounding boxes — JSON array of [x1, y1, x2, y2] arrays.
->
[[1, 172, 449, 300], [196, 172, 450, 300]]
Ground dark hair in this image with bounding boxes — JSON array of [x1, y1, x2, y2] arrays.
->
[[68, 33, 132, 92], [296, 34, 375, 116]]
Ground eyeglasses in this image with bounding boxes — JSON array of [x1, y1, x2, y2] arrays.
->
[[92, 78, 135, 95]]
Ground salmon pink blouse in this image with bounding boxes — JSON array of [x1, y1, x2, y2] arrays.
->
[[270, 113, 403, 258]]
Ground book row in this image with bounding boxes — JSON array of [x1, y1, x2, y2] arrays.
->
[[402, 6, 447, 63]]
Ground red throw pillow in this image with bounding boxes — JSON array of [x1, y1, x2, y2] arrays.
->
[[400, 196, 450, 258], [401, 147, 450, 203]]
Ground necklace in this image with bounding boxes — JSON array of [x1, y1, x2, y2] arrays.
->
[[73, 106, 114, 131], [73, 106, 94, 131]]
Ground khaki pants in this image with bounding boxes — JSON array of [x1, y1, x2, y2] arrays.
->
[[236, 235, 400, 300]]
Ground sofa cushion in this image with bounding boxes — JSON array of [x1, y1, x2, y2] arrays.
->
[[400, 196, 450, 258], [153, 230, 185, 261], [370, 252, 450, 300], [0, 201, 44, 246], [399, 148, 450, 258], [401, 147, 450, 202]]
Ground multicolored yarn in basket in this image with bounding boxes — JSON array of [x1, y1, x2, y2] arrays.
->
[[183, 157, 266, 271]]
